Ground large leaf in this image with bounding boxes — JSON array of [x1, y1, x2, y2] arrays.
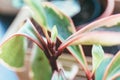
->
[[0, 20, 43, 70], [103, 51, 120, 80], [31, 44, 52, 80], [95, 57, 112, 80], [59, 14, 120, 48], [92, 45, 104, 73]]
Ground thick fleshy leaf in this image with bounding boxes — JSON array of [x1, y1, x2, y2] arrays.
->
[[69, 31, 120, 46], [43, 3, 75, 40], [0, 36, 27, 69], [103, 51, 120, 80], [0, 20, 43, 70], [95, 57, 112, 80], [59, 14, 120, 49], [24, 0, 50, 40], [51, 70, 66, 80], [31, 44, 52, 80], [43, 3, 87, 71], [92, 45, 104, 73], [25, 1, 87, 73], [69, 14, 120, 38], [17, 20, 44, 50], [24, 0, 47, 28]]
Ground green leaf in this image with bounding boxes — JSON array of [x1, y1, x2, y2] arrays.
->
[[51, 25, 58, 42], [0, 36, 27, 69], [51, 70, 66, 80], [31, 44, 52, 80], [68, 46, 86, 68], [103, 51, 120, 80], [43, 3, 87, 70], [24, 0, 47, 27], [43, 3, 75, 40], [60, 14, 120, 47], [25, 1, 87, 73], [71, 14, 120, 37], [18, 20, 44, 50], [95, 57, 112, 80], [0, 20, 43, 70], [92, 45, 104, 73], [70, 31, 120, 46]]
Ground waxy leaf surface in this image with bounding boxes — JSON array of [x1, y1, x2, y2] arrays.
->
[[95, 57, 112, 80], [31, 45, 52, 80], [103, 51, 120, 80], [92, 45, 104, 73], [60, 14, 120, 48], [0, 21, 43, 70]]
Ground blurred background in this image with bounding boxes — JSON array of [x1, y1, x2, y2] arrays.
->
[[0, 0, 109, 40], [0, 0, 120, 80]]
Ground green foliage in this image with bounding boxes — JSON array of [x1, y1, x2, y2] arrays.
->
[[51, 25, 58, 42], [92, 45, 104, 73], [95, 57, 112, 80], [0, 0, 120, 80], [103, 51, 120, 80], [24, 0, 47, 28], [0, 36, 27, 69], [25, 0, 87, 74], [32, 45, 52, 80]]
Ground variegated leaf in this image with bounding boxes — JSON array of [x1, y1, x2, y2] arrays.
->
[[31, 44, 52, 80]]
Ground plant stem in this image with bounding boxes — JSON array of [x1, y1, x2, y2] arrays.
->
[[86, 70, 93, 80], [30, 18, 58, 72], [50, 56, 58, 71]]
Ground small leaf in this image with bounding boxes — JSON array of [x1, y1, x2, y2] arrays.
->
[[92, 45, 104, 73], [51, 70, 66, 80], [95, 57, 112, 80], [51, 25, 58, 42], [103, 51, 120, 80], [31, 44, 52, 80]]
